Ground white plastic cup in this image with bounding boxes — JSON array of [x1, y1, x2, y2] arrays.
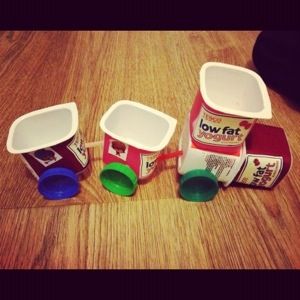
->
[[6, 102, 89, 179], [100, 100, 177, 180], [190, 62, 272, 155]]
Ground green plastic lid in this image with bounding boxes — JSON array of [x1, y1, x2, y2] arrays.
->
[[180, 169, 219, 202], [100, 162, 138, 196]]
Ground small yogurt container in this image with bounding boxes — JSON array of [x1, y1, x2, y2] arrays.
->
[[6, 102, 89, 179], [100, 100, 177, 180]]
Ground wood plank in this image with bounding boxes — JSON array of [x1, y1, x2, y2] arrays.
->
[[0, 199, 299, 268]]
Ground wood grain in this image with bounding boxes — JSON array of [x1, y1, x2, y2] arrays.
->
[[0, 31, 299, 268], [0, 198, 299, 269]]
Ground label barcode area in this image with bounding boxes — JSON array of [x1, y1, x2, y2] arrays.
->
[[205, 155, 235, 178]]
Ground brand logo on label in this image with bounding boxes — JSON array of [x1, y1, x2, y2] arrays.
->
[[236, 155, 283, 188], [192, 107, 253, 147], [140, 152, 159, 178], [67, 132, 88, 167], [251, 162, 277, 187]]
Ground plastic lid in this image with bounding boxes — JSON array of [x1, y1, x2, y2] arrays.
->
[[100, 162, 138, 196], [38, 167, 79, 200], [180, 169, 219, 202]]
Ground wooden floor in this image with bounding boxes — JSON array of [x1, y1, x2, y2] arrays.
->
[[0, 31, 299, 268]]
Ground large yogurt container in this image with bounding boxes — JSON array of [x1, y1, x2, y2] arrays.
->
[[190, 62, 272, 155]]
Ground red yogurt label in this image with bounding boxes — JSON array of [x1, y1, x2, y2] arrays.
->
[[21, 131, 89, 179], [192, 105, 254, 148], [139, 152, 160, 178], [235, 154, 283, 188], [233, 123, 292, 188]]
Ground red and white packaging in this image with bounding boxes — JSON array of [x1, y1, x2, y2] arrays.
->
[[178, 115, 246, 185], [100, 100, 177, 180], [233, 123, 292, 188], [190, 62, 272, 155], [6, 102, 89, 179]]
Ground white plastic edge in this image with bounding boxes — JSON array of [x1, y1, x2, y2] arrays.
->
[[100, 100, 177, 152], [6, 102, 78, 154], [200, 62, 272, 119]]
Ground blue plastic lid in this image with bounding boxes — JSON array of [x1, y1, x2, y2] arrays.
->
[[38, 167, 79, 200]]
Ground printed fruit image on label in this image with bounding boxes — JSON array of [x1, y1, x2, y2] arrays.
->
[[192, 106, 254, 147], [107, 139, 129, 161], [235, 155, 283, 188], [67, 132, 88, 167], [29, 147, 63, 167], [139, 152, 160, 178]]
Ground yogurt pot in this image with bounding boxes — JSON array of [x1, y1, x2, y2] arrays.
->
[[178, 114, 246, 185], [190, 62, 272, 155], [100, 100, 177, 180], [6, 102, 89, 179], [233, 123, 292, 188]]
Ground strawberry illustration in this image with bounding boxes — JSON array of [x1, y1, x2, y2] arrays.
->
[[111, 140, 126, 156], [34, 149, 56, 163], [239, 120, 252, 130], [254, 158, 260, 166]]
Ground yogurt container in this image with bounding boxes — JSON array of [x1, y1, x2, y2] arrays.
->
[[178, 114, 246, 185], [233, 123, 292, 188], [100, 100, 177, 180], [190, 62, 272, 155], [6, 102, 89, 179]]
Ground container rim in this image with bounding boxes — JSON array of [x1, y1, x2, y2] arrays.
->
[[99, 100, 177, 152], [6, 102, 78, 154], [200, 62, 272, 119]]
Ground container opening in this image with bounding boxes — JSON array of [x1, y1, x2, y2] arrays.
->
[[12, 108, 73, 151], [205, 66, 265, 113], [104, 104, 170, 148], [182, 177, 216, 194]]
